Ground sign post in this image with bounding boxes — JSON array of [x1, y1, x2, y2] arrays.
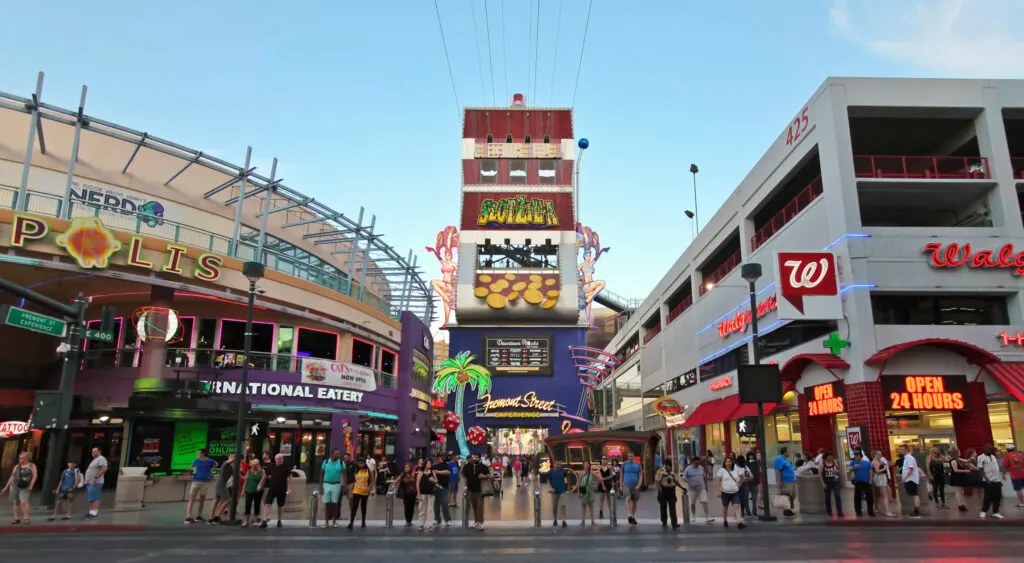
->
[[84, 328, 116, 343]]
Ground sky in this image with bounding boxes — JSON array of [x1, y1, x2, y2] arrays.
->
[[2, 0, 1023, 340]]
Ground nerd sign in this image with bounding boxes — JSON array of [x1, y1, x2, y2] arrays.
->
[[805, 381, 845, 416], [881, 375, 969, 411], [776, 252, 841, 321]]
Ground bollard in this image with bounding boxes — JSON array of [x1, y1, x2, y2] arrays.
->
[[461, 489, 470, 529], [680, 488, 691, 526], [308, 490, 320, 528], [533, 489, 541, 527], [609, 488, 618, 526], [384, 481, 398, 529]]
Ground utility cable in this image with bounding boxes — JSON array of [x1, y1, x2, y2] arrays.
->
[[500, 0, 508, 103], [532, 0, 541, 104], [433, 0, 462, 122], [549, 0, 563, 106], [470, 0, 488, 103], [571, 0, 594, 108], [527, 0, 534, 102], [484, 0, 497, 106]]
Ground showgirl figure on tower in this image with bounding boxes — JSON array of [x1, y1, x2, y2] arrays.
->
[[576, 223, 609, 328], [427, 226, 460, 329]]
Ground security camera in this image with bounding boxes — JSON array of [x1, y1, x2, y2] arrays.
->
[[255, 288, 267, 295]]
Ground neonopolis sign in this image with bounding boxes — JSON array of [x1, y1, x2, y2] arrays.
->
[[924, 242, 1024, 275]]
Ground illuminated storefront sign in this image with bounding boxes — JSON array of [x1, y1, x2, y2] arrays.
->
[[924, 242, 1024, 275], [300, 359, 377, 392], [205, 380, 364, 403], [410, 389, 432, 402], [11, 214, 223, 281], [880, 375, 968, 411], [475, 391, 560, 418], [477, 195, 561, 228], [717, 295, 778, 338], [805, 381, 846, 416], [999, 332, 1024, 347], [0, 421, 29, 437], [652, 397, 683, 416], [709, 376, 733, 392]]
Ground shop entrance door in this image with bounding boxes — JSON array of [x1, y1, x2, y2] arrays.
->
[[298, 430, 330, 482], [70, 428, 123, 489]]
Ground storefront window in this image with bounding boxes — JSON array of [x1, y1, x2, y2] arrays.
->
[[380, 349, 397, 375], [277, 327, 294, 355], [488, 427, 547, 455], [705, 422, 724, 460], [296, 327, 338, 360], [988, 401, 1019, 451], [886, 410, 955, 455], [219, 320, 274, 352], [774, 411, 801, 457], [351, 338, 376, 368]]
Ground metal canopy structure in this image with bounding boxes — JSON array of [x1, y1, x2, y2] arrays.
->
[[0, 72, 433, 323]]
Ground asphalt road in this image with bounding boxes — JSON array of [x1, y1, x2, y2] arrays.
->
[[2, 526, 1022, 563]]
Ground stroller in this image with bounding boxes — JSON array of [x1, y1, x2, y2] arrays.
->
[[490, 466, 503, 498]]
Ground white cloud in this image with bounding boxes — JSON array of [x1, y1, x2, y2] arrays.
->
[[830, 0, 1024, 77]]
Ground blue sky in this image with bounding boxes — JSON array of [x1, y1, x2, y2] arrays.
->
[[2, 1, 1022, 316]]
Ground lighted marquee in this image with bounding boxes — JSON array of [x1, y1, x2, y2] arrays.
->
[[881, 375, 969, 411], [718, 294, 777, 338], [473, 272, 561, 310], [483, 336, 552, 376], [924, 242, 1024, 275], [468, 391, 564, 418], [805, 381, 846, 416]]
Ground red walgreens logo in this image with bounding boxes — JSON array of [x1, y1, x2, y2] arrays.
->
[[777, 252, 839, 314]]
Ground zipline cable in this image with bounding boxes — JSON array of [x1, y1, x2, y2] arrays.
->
[[433, 0, 462, 122], [571, 0, 594, 108]]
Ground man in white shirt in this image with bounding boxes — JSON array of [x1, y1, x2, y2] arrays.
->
[[976, 444, 1005, 519], [899, 446, 922, 519], [84, 447, 108, 518]]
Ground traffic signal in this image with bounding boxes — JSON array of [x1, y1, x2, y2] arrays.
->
[[100, 305, 117, 333]]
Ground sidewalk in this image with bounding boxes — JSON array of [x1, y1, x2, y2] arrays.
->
[[2, 479, 1021, 533]]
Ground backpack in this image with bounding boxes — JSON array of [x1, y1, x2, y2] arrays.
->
[[658, 470, 675, 490]]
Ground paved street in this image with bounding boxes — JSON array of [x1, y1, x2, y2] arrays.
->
[[1, 526, 1021, 563]]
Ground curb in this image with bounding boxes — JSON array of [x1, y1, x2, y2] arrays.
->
[[0, 524, 149, 535], [826, 518, 1024, 527]]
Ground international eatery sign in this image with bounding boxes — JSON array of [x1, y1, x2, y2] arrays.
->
[[775, 251, 842, 320]]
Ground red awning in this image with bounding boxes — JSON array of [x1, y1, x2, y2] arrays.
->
[[780, 354, 850, 382], [864, 338, 999, 367], [731, 402, 777, 420], [682, 398, 722, 427], [985, 362, 1024, 403], [703, 394, 742, 425]]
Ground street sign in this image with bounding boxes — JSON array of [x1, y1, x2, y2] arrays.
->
[[85, 328, 115, 343], [0, 305, 67, 338]]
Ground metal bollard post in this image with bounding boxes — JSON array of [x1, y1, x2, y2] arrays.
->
[[308, 490, 320, 528], [384, 482, 397, 529], [461, 489, 470, 529], [680, 488, 691, 526], [609, 488, 618, 526], [533, 489, 541, 527]]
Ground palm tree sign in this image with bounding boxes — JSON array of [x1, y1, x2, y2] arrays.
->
[[433, 351, 492, 458]]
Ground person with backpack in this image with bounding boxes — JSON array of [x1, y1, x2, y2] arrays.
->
[[2, 452, 37, 524], [50, 460, 83, 521], [655, 459, 684, 529]]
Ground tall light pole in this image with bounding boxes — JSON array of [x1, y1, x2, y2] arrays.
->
[[740, 262, 776, 522], [228, 260, 264, 524], [689, 164, 700, 233], [575, 138, 589, 223]]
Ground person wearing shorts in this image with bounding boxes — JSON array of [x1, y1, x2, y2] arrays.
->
[[83, 447, 108, 518], [209, 453, 236, 524], [261, 454, 291, 528], [1002, 443, 1024, 508], [50, 461, 82, 521], [547, 460, 568, 528], [321, 450, 345, 528], [185, 449, 217, 524], [619, 456, 643, 525], [716, 457, 746, 529], [2, 453, 37, 524], [683, 457, 714, 523], [774, 447, 797, 517]]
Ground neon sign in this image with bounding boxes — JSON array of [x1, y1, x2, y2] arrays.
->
[[717, 295, 778, 338], [479, 391, 557, 414], [477, 195, 560, 228], [652, 397, 683, 416], [806, 382, 845, 416], [0, 421, 29, 438], [999, 332, 1024, 347], [881, 375, 968, 411], [924, 242, 1024, 275], [709, 376, 732, 392]]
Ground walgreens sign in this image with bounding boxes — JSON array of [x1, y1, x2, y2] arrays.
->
[[924, 243, 1024, 275], [717, 295, 777, 338]]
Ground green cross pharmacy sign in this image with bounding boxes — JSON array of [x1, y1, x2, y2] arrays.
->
[[0, 305, 68, 338]]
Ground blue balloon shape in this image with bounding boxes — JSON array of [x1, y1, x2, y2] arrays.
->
[[578, 138, 590, 150]]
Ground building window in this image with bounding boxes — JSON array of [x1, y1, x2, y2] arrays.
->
[[699, 346, 748, 382], [509, 160, 528, 184], [988, 401, 1021, 451], [351, 338, 376, 368], [380, 348, 397, 375], [480, 159, 498, 184], [476, 241, 559, 269], [219, 320, 274, 353], [758, 321, 837, 358], [871, 294, 1010, 325], [538, 160, 557, 184], [296, 328, 339, 360]]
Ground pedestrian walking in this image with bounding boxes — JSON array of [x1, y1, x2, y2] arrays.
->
[[773, 447, 797, 517], [735, 455, 752, 518], [49, 460, 82, 521], [462, 454, 490, 530], [925, 447, 949, 510], [977, 444, 1004, 519], [578, 460, 597, 526], [241, 458, 262, 528], [185, 448, 217, 524], [512, 457, 523, 488], [260, 453, 292, 529], [849, 450, 875, 517], [83, 447, 107, 519], [320, 450, 345, 528], [416, 459, 437, 531], [818, 451, 844, 518], [399, 462, 418, 526], [2, 452, 37, 524], [899, 445, 922, 519], [347, 459, 373, 530], [948, 448, 974, 512], [716, 456, 746, 529], [1002, 444, 1024, 508], [745, 451, 762, 516], [655, 459, 684, 530], [596, 458, 613, 519], [683, 457, 714, 523], [619, 455, 643, 525], [209, 452, 235, 524]]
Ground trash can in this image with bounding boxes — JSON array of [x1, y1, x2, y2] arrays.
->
[[114, 467, 147, 511], [797, 474, 825, 514], [285, 469, 307, 514]]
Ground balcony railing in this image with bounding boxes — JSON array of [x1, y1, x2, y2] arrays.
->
[[1012, 157, 1024, 179], [666, 294, 693, 324], [0, 185, 394, 317], [82, 346, 399, 389], [698, 247, 743, 296], [853, 155, 990, 180], [642, 323, 662, 344], [750, 175, 823, 252], [617, 345, 639, 364]]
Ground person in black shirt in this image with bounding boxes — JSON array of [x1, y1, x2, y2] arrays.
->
[[462, 454, 490, 530], [342, 453, 355, 500], [259, 454, 291, 528], [431, 456, 452, 526]]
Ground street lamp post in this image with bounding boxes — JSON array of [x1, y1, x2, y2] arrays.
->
[[228, 260, 264, 524], [740, 262, 776, 522], [689, 164, 700, 233]]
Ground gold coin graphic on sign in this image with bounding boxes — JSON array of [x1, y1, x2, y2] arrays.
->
[[478, 275, 492, 283], [546, 290, 560, 298], [512, 281, 527, 291], [474, 287, 489, 298], [544, 278, 557, 286], [489, 282, 504, 293], [486, 293, 507, 309], [504, 273, 516, 280], [507, 291, 520, 302], [541, 299, 557, 309], [524, 288, 544, 305], [529, 274, 542, 282], [527, 282, 542, 290]]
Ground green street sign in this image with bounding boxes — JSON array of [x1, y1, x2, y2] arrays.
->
[[85, 328, 115, 343], [1, 305, 67, 338]]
